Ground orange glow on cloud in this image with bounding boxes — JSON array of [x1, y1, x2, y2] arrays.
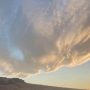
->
[[0, 0, 90, 77]]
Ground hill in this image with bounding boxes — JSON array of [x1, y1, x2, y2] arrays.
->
[[0, 77, 85, 90]]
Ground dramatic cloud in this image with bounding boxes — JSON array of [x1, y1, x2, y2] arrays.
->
[[0, 0, 90, 77]]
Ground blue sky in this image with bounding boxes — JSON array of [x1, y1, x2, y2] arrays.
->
[[0, 0, 90, 89], [25, 61, 90, 89]]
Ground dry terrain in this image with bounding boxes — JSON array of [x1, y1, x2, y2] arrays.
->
[[0, 77, 85, 90]]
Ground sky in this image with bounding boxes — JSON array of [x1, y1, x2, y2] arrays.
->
[[0, 0, 90, 89]]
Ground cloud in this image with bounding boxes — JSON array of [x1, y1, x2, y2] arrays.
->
[[0, 0, 90, 77]]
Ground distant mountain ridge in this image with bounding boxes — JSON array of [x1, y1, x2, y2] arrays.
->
[[0, 77, 85, 90], [0, 77, 25, 84]]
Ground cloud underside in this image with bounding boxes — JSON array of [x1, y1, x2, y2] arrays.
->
[[0, 0, 90, 77]]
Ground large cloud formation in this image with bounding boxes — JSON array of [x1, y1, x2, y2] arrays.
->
[[0, 0, 90, 77]]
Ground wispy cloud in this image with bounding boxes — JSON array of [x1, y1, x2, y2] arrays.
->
[[0, 0, 90, 77]]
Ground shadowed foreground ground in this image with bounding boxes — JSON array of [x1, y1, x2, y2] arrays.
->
[[0, 77, 85, 90]]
